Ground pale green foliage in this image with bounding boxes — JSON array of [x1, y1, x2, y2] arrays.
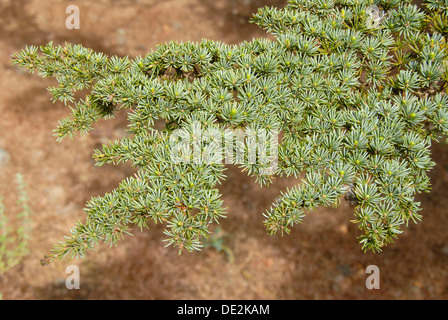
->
[[0, 173, 31, 273], [11, 0, 448, 264]]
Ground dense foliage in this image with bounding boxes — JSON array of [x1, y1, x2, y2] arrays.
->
[[11, 0, 448, 264]]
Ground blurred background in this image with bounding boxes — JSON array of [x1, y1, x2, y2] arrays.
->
[[0, 0, 447, 299]]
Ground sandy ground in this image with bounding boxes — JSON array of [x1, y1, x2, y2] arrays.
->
[[0, 0, 447, 300]]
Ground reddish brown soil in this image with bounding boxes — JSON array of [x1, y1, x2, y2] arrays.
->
[[0, 0, 447, 300]]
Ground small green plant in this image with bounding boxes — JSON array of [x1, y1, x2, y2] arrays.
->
[[0, 173, 32, 273], [202, 227, 234, 263], [10, 0, 448, 264]]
